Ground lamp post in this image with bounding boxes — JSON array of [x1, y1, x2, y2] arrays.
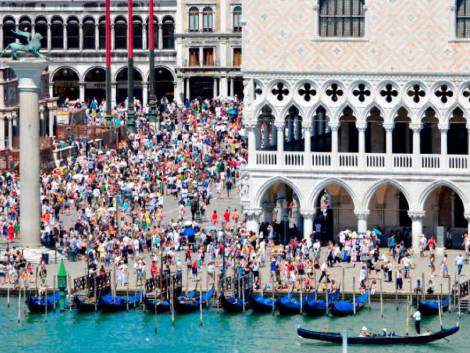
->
[[105, 0, 112, 124], [148, 0, 157, 127], [126, 0, 136, 133]]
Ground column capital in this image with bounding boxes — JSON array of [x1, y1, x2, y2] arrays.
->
[[410, 123, 422, 132], [5, 59, 49, 91], [356, 123, 367, 131], [354, 210, 369, 220], [274, 121, 284, 129], [329, 123, 339, 131], [301, 209, 315, 218], [383, 123, 394, 132], [464, 213, 470, 221], [438, 123, 449, 132], [408, 211, 425, 221], [244, 208, 262, 217]]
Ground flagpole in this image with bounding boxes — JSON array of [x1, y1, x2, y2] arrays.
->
[[105, 0, 112, 124], [148, 0, 157, 128], [127, 0, 136, 133]]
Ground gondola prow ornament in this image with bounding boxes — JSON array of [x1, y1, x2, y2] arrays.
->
[[0, 29, 43, 60]]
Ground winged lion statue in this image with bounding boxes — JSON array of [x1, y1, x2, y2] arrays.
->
[[0, 29, 44, 60]]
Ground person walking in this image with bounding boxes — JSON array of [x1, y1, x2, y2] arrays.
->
[[456, 253, 464, 276], [413, 308, 421, 334]]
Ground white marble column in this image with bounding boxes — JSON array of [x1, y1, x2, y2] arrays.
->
[[355, 210, 369, 235], [229, 78, 234, 97], [331, 125, 339, 167], [79, 82, 85, 102], [358, 124, 366, 168], [412, 125, 421, 169], [158, 23, 163, 50], [0, 117, 5, 150], [142, 81, 148, 106], [247, 125, 256, 165], [48, 109, 55, 137], [213, 78, 218, 97], [304, 126, 311, 167], [185, 78, 190, 100], [302, 211, 314, 246], [8, 59, 48, 248], [111, 83, 117, 107], [79, 22, 83, 50], [440, 127, 448, 169], [220, 77, 228, 97], [7, 117, 13, 149], [95, 23, 99, 50], [142, 25, 147, 50], [409, 211, 425, 252], [385, 124, 393, 168], [47, 24, 51, 51], [199, 47, 203, 66], [63, 24, 67, 49]]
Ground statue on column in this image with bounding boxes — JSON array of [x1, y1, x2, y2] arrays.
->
[[0, 30, 43, 60], [240, 174, 250, 201]]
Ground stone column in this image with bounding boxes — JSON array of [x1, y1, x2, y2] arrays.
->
[[302, 210, 314, 246], [7, 116, 13, 149], [355, 210, 369, 235], [0, 117, 4, 150], [408, 211, 425, 252], [304, 126, 311, 167], [8, 59, 49, 248], [412, 125, 421, 169], [331, 124, 339, 167], [220, 77, 228, 97], [247, 125, 256, 165], [63, 24, 67, 49], [213, 78, 218, 97], [245, 209, 261, 234], [229, 78, 234, 97], [358, 125, 366, 168], [47, 24, 51, 51], [48, 109, 55, 137], [142, 81, 148, 106], [158, 23, 163, 50], [185, 78, 190, 100], [79, 22, 83, 51], [199, 47, 203, 66], [142, 25, 147, 50], [79, 82, 85, 102], [111, 83, 117, 107], [385, 124, 393, 168], [95, 23, 100, 50], [0, 24, 3, 50], [440, 127, 448, 169], [175, 78, 184, 105]]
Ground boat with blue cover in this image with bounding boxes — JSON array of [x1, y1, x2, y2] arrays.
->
[[220, 294, 250, 314], [26, 292, 60, 313], [99, 292, 142, 313], [175, 287, 215, 313], [143, 296, 171, 313], [418, 296, 450, 316], [277, 292, 306, 315], [304, 289, 341, 316], [248, 294, 276, 313], [331, 292, 369, 317], [74, 295, 99, 313]]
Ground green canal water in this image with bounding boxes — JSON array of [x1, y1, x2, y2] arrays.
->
[[0, 298, 467, 353]]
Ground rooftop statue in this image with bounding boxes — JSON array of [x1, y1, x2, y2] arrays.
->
[[0, 29, 43, 60]]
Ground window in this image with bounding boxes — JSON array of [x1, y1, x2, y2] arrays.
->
[[147, 16, 158, 49], [18, 17, 32, 45], [162, 17, 175, 49], [133, 16, 143, 49], [189, 48, 199, 66], [98, 17, 106, 49], [457, 0, 470, 38], [233, 48, 242, 66], [83, 17, 95, 49], [233, 6, 242, 32], [203, 48, 214, 66], [114, 17, 127, 49], [203, 7, 213, 32], [51, 17, 64, 49], [67, 17, 79, 49], [189, 7, 199, 32], [319, 0, 365, 38], [3, 17, 16, 48]]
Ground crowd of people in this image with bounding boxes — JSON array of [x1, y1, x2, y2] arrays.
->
[[0, 94, 466, 297]]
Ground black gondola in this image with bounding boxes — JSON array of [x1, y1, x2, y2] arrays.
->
[[277, 293, 305, 315], [418, 297, 450, 316], [74, 295, 99, 313], [26, 292, 60, 313], [175, 287, 215, 313], [297, 325, 459, 344], [143, 296, 171, 313], [304, 289, 341, 316], [220, 294, 250, 314]]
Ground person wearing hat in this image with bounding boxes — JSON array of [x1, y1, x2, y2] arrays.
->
[[413, 308, 421, 334], [359, 326, 369, 337]]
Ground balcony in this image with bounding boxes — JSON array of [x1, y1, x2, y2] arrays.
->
[[252, 151, 470, 175]]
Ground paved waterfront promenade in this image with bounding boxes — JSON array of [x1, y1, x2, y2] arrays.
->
[[0, 193, 468, 299]]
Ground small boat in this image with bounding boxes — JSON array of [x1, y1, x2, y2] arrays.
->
[[99, 292, 142, 313], [220, 294, 250, 314], [74, 295, 99, 313], [304, 289, 341, 317], [418, 296, 450, 316], [26, 292, 60, 313], [277, 293, 306, 315], [175, 287, 215, 313], [143, 296, 171, 313], [248, 294, 276, 314], [297, 325, 460, 344], [331, 292, 368, 317]]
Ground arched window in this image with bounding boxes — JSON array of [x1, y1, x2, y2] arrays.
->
[[189, 7, 199, 32], [162, 17, 175, 49], [203, 7, 213, 32], [51, 17, 64, 49], [133, 16, 143, 49], [98, 16, 106, 49], [146, 16, 158, 49], [233, 6, 242, 32], [67, 17, 79, 49], [3, 17, 16, 48], [457, 0, 470, 38], [319, 0, 365, 38], [114, 17, 127, 49], [35, 17, 48, 49], [18, 17, 32, 44], [83, 17, 95, 50]]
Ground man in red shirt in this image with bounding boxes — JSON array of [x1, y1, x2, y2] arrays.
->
[[211, 210, 219, 226], [223, 209, 230, 224]]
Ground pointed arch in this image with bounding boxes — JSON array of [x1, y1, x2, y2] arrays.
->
[[253, 101, 278, 122], [280, 101, 305, 123], [337, 102, 361, 124], [308, 177, 359, 210], [363, 179, 414, 211], [416, 103, 442, 125], [255, 176, 305, 210], [445, 102, 468, 124], [418, 180, 469, 213]]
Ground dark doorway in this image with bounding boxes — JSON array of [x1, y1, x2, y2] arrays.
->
[[155, 67, 174, 101], [190, 77, 214, 100]]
